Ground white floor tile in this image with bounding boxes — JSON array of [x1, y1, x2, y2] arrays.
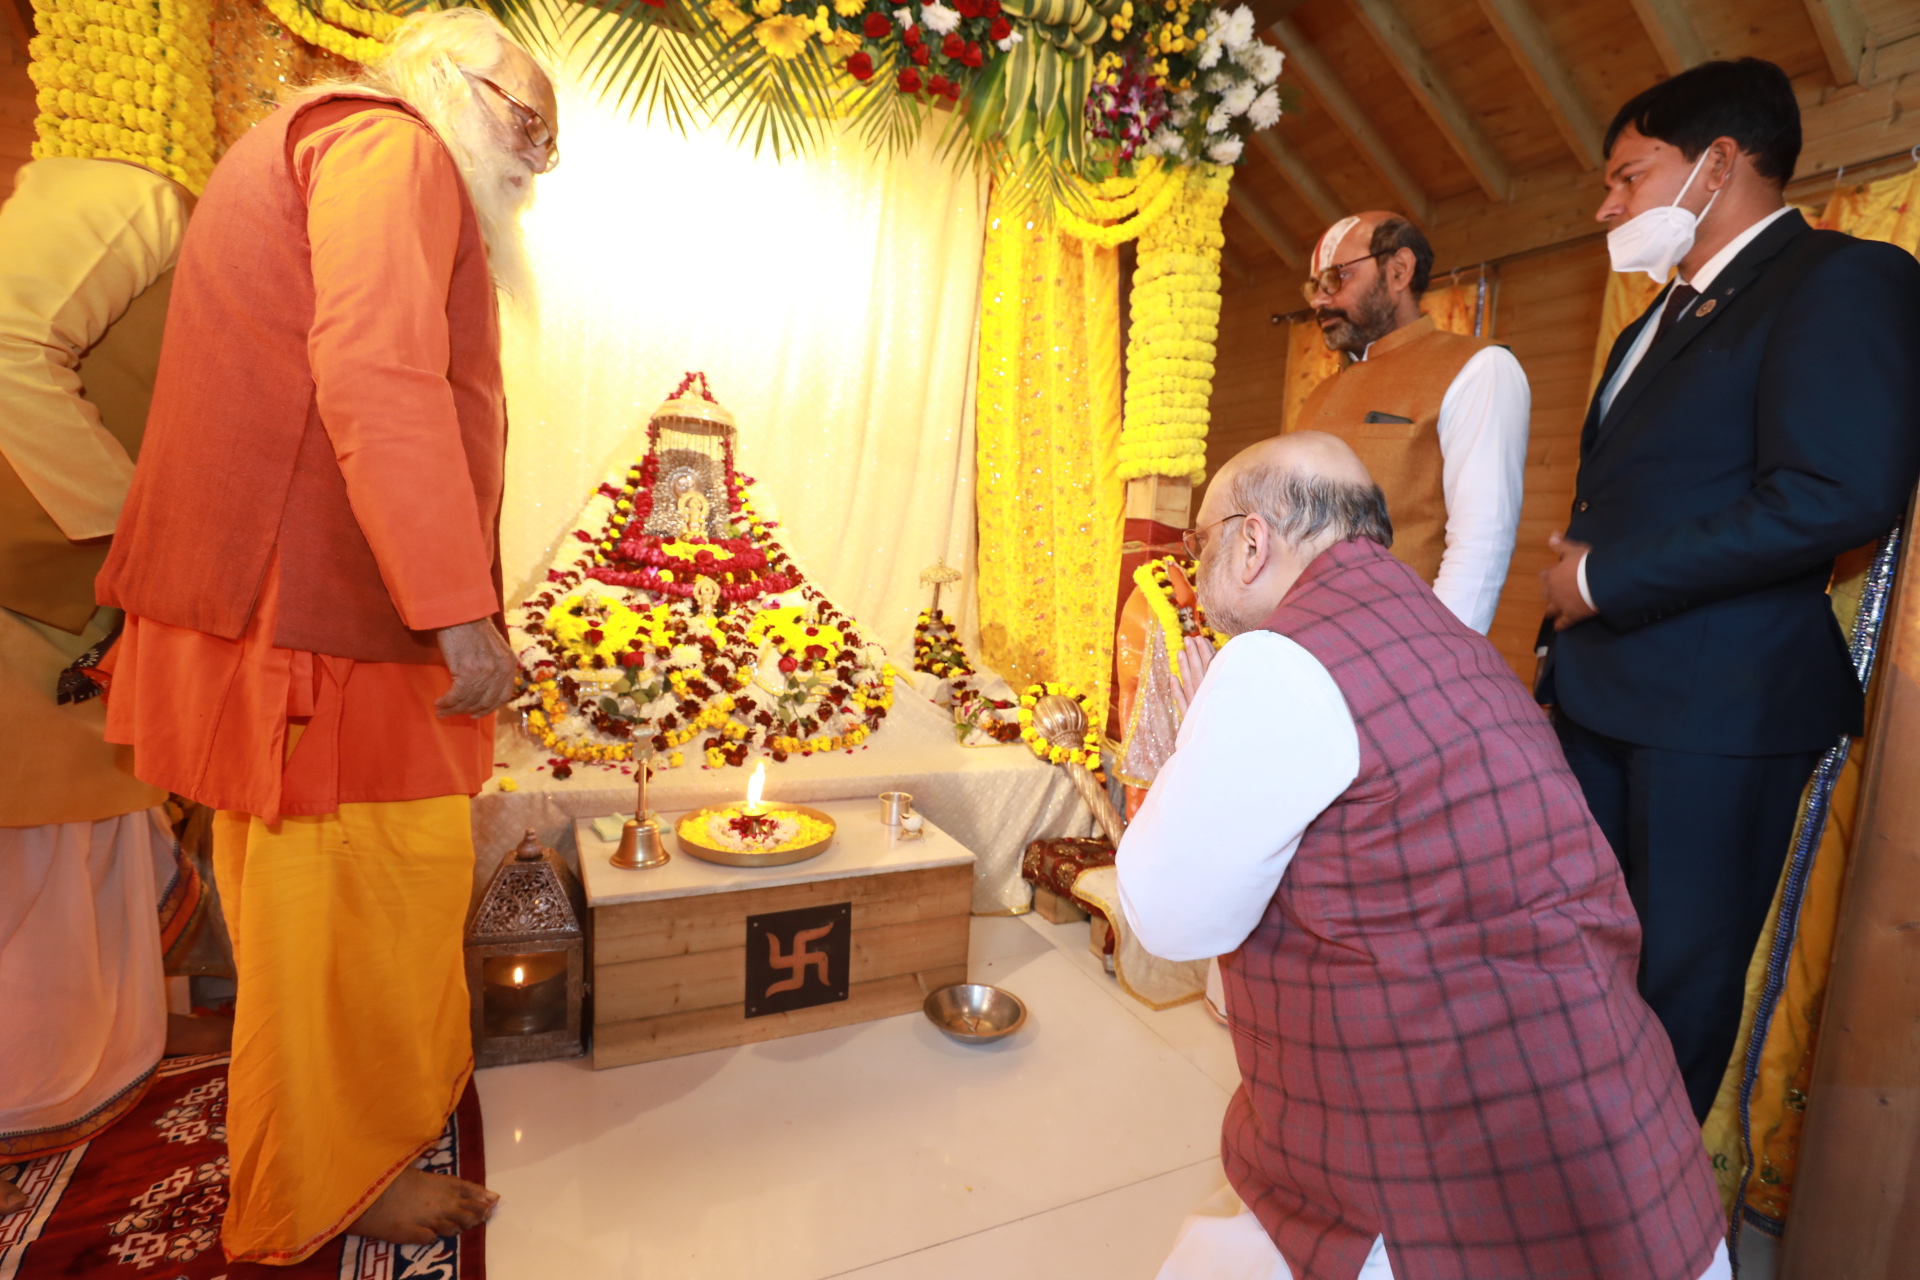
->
[[478, 942, 1229, 1280], [826, 1159, 1227, 1280], [1018, 913, 1243, 1094]]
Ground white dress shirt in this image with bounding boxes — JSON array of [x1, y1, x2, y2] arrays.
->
[[1578, 205, 1796, 609], [1116, 631, 1359, 961], [1353, 337, 1530, 635]]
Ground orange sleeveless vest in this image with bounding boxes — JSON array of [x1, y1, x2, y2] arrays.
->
[[1289, 316, 1492, 584], [98, 93, 505, 664]]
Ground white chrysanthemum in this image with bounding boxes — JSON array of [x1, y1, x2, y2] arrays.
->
[[1147, 128, 1184, 157], [1208, 134, 1245, 164], [920, 1, 961, 34], [1247, 85, 1281, 129], [1197, 35, 1223, 68], [894, 8, 916, 28], [1219, 5, 1254, 51], [1205, 103, 1233, 135], [1170, 105, 1194, 128], [1235, 41, 1283, 84], [1173, 88, 1198, 108], [1220, 80, 1257, 116], [1203, 70, 1234, 94], [994, 28, 1022, 49]]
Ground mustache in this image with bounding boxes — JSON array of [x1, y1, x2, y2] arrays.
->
[[1316, 307, 1353, 325]]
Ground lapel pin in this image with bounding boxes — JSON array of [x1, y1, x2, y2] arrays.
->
[[1694, 299, 1717, 317]]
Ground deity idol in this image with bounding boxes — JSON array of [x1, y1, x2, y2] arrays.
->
[[508, 374, 895, 773]]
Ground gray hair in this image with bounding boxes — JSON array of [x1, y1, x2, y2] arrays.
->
[[1225, 464, 1393, 551]]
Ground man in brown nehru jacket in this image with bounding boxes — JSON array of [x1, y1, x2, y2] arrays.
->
[[1291, 213, 1529, 636]]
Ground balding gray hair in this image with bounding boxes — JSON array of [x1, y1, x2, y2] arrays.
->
[[1224, 462, 1393, 551]]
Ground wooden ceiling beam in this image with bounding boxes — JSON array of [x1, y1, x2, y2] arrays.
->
[[1250, 129, 1348, 226], [1271, 17, 1431, 223], [1802, 0, 1865, 86], [1625, 0, 1707, 76], [1474, 0, 1606, 170], [1346, 0, 1512, 202], [1228, 187, 1306, 268]]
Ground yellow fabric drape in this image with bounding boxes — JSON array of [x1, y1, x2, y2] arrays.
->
[[974, 191, 1125, 726], [1280, 280, 1483, 434], [213, 797, 474, 1264], [1687, 169, 1920, 1232]]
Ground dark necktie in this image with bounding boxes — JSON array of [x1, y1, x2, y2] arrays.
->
[[1651, 283, 1700, 346]]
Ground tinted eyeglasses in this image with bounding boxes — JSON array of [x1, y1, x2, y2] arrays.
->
[[1181, 513, 1248, 560], [1299, 250, 1386, 304], [469, 73, 559, 174]]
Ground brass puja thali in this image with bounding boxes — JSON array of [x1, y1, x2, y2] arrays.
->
[[674, 802, 838, 867]]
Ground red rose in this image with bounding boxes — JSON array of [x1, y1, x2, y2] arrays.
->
[[941, 30, 964, 57], [618, 650, 644, 666], [939, 76, 961, 99], [954, 0, 982, 15], [863, 11, 890, 37], [902, 22, 921, 42], [928, 73, 950, 95], [961, 40, 983, 67], [988, 14, 1010, 39], [909, 42, 930, 65], [983, 0, 1000, 14], [847, 50, 875, 79], [779, 655, 800, 673]]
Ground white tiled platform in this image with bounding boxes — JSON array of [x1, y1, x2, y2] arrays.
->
[[476, 912, 1238, 1280]]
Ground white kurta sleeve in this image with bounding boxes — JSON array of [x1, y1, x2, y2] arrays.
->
[[1115, 631, 1360, 961], [1432, 344, 1530, 634], [0, 159, 188, 539]]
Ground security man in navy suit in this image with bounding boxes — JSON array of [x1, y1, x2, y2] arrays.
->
[[1537, 58, 1920, 1120]]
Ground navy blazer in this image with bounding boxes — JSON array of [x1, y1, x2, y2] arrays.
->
[[1539, 210, 1920, 756]]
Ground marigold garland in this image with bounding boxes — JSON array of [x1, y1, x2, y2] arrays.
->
[[261, 0, 393, 63], [1120, 162, 1229, 482], [1017, 681, 1104, 767], [1055, 157, 1183, 245], [27, 0, 219, 193], [1132, 555, 1224, 662]]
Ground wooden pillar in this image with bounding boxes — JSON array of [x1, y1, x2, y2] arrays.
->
[[1784, 527, 1920, 1279]]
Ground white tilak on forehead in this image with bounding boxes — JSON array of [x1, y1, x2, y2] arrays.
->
[[1313, 215, 1362, 273]]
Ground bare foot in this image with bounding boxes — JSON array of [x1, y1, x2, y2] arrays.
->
[[164, 1013, 233, 1057], [347, 1168, 497, 1245], [1, 1176, 26, 1216]]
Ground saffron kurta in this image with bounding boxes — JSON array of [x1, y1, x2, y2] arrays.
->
[[100, 96, 503, 1265]]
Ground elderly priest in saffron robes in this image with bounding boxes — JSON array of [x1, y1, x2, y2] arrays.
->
[[1124, 433, 1728, 1280], [96, 10, 557, 1263]]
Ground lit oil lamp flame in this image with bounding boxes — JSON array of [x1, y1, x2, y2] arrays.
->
[[511, 964, 526, 988], [745, 760, 767, 813]]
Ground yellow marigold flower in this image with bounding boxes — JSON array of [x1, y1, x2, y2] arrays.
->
[[833, 0, 864, 13], [669, 751, 685, 768], [819, 25, 861, 56], [755, 11, 813, 56], [499, 776, 518, 792], [710, 0, 753, 35]]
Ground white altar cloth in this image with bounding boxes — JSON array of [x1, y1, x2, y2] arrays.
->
[[470, 681, 1091, 914]]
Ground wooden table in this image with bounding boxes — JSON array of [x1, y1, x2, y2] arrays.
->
[[576, 799, 974, 1069]]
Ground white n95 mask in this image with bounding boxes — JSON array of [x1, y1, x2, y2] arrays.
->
[[1607, 148, 1721, 282]]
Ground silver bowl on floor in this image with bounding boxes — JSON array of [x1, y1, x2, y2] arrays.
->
[[923, 984, 1026, 1043]]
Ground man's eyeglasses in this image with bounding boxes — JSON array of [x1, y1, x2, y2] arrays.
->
[[468, 73, 559, 174], [1300, 250, 1387, 304], [1181, 512, 1248, 560]]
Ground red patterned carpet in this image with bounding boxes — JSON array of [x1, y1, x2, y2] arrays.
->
[[0, 1055, 486, 1279]]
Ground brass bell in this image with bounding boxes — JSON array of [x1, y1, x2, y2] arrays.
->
[[611, 758, 670, 870]]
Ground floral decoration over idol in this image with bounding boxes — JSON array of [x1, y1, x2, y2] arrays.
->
[[508, 374, 895, 774]]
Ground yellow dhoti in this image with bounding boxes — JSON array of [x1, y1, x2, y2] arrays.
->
[[212, 796, 474, 1265]]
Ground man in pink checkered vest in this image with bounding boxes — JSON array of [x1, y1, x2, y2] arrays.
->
[[1119, 433, 1727, 1280]]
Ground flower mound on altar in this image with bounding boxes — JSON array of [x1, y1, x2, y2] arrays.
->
[[508, 375, 895, 772]]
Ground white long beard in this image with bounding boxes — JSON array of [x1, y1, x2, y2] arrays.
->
[[436, 105, 538, 304]]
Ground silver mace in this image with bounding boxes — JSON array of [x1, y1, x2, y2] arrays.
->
[[1031, 694, 1126, 848]]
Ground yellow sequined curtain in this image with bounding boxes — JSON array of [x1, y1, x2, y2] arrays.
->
[[210, 0, 358, 155], [1280, 277, 1483, 433], [1701, 166, 1920, 1233], [975, 191, 1125, 727]]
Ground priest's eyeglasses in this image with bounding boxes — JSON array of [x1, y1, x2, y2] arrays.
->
[[469, 73, 559, 174], [1300, 250, 1387, 303], [1181, 513, 1247, 560]]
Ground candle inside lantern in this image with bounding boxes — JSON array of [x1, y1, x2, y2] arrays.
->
[[481, 952, 569, 1038], [743, 760, 767, 814]]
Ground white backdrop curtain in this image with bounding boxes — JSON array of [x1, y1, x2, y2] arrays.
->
[[498, 35, 990, 662]]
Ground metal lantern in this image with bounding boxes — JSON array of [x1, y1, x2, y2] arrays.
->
[[466, 829, 586, 1067]]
